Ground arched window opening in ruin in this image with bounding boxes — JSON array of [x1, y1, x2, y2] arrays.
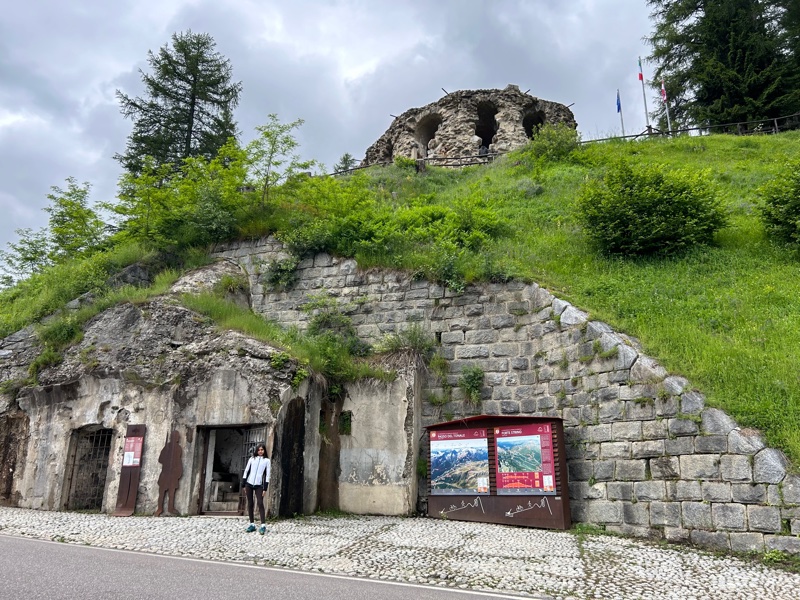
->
[[475, 101, 499, 148], [523, 110, 546, 139], [381, 140, 394, 164], [415, 113, 443, 155]]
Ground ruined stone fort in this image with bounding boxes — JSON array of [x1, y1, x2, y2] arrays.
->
[[362, 84, 577, 166]]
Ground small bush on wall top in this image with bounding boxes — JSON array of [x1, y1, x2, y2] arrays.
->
[[759, 159, 800, 247], [577, 160, 727, 256]]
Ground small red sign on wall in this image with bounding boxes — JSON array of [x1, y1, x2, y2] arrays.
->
[[122, 436, 144, 467]]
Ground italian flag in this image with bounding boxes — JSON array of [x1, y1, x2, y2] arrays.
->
[[638, 58, 644, 81]]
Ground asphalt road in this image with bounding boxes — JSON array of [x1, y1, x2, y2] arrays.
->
[[0, 534, 540, 600]]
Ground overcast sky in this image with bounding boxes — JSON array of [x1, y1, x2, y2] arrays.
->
[[0, 0, 654, 252]]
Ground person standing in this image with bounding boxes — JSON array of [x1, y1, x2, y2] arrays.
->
[[242, 442, 270, 534]]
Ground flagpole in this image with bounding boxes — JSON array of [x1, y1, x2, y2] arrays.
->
[[665, 100, 673, 135], [661, 78, 673, 135], [617, 89, 626, 137], [638, 56, 651, 133]]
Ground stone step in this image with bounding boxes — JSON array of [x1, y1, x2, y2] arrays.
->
[[222, 492, 240, 502], [209, 501, 239, 512]]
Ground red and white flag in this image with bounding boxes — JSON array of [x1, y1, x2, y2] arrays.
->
[[661, 79, 668, 104]]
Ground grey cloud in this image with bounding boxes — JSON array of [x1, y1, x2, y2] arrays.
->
[[0, 0, 653, 252]]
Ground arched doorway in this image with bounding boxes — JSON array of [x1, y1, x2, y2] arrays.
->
[[475, 101, 499, 148], [415, 113, 443, 156], [63, 426, 114, 511], [523, 110, 546, 139], [277, 396, 305, 516], [380, 139, 394, 164]]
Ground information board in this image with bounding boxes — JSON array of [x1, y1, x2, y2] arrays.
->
[[430, 428, 490, 495], [122, 436, 144, 467], [495, 422, 556, 495]]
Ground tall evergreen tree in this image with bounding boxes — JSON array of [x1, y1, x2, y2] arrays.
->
[[646, 0, 798, 128], [777, 0, 800, 108], [115, 31, 242, 174]]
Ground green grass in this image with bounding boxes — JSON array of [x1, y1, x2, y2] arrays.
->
[[3, 130, 800, 463], [0, 242, 155, 338], [327, 132, 800, 461], [180, 293, 393, 384]]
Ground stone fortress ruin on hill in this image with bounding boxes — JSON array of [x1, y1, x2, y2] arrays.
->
[[361, 84, 577, 166]]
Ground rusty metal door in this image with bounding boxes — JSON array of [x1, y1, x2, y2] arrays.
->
[[238, 426, 267, 515]]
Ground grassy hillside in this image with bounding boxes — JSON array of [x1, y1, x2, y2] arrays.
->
[[314, 132, 800, 462], [2, 130, 800, 463]]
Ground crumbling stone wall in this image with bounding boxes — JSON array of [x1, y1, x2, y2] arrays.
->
[[213, 236, 800, 555], [361, 84, 576, 166]]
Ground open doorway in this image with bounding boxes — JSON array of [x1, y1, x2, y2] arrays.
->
[[475, 101, 498, 149], [523, 109, 546, 139], [199, 425, 268, 515], [63, 426, 115, 511], [415, 113, 443, 156]]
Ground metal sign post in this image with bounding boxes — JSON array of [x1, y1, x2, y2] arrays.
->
[[112, 424, 146, 516]]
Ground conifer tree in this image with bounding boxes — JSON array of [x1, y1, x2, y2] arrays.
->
[[115, 31, 242, 174], [646, 0, 798, 128]]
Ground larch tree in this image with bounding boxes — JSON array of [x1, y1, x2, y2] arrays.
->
[[115, 30, 243, 174]]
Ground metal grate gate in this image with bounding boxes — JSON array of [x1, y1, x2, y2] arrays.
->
[[67, 428, 114, 511]]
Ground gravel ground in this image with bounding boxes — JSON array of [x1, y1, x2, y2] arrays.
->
[[0, 506, 797, 599]]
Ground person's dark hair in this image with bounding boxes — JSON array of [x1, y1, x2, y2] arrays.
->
[[253, 442, 267, 457]]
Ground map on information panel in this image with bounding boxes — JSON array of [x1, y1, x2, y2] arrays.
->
[[495, 423, 556, 495], [429, 429, 490, 495]]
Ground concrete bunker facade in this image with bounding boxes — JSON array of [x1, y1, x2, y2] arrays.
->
[[361, 84, 577, 166], [0, 263, 421, 519]]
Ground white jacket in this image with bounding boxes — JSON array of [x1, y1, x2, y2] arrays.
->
[[243, 455, 271, 487]]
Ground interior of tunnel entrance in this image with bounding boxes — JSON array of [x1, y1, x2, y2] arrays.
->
[[523, 110, 546, 139], [199, 425, 267, 515], [63, 426, 114, 511], [415, 113, 443, 156], [475, 101, 499, 148]]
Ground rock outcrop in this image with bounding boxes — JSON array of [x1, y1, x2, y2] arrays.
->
[[361, 84, 576, 166]]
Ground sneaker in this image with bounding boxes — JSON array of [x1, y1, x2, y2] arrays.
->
[[246, 524, 256, 533], [259, 525, 266, 535]]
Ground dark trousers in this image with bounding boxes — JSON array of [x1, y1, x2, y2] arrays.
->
[[245, 483, 266, 524]]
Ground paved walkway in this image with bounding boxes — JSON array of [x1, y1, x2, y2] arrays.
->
[[0, 507, 797, 599]]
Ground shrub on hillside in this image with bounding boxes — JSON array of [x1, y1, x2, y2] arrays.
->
[[759, 159, 800, 246], [520, 123, 581, 163], [577, 160, 727, 256]]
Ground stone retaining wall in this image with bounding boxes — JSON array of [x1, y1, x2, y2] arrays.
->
[[213, 236, 800, 554]]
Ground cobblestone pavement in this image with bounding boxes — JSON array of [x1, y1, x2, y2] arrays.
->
[[0, 507, 797, 599]]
